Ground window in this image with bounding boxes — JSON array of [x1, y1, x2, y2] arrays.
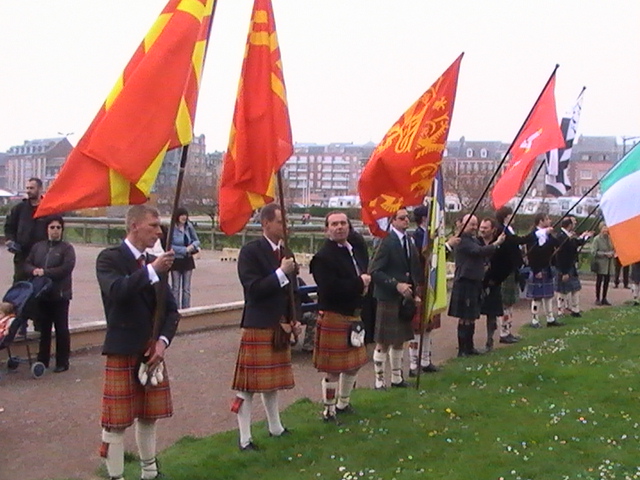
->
[[580, 170, 593, 180], [466, 148, 473, 158], [480, 148, 488, 158]]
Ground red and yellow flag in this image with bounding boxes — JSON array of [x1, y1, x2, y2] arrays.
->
[[359, 54, 463, 237], [218, 0, 293, 235], [491, 69, 565, 209], [37, 0, 216, 217]]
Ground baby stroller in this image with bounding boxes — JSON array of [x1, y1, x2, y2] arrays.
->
[[1, 279, 51, 379]]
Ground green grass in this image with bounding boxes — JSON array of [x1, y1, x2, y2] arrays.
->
[[71, 305, 640, 480]]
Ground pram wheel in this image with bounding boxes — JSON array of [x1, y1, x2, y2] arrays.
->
[[7, 357, 19, 370], [31, 362, 46, 379]]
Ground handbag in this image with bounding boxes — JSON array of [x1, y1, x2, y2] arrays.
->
[[348, 321, 366, 347], [272, 322, 293, 351], [398, 297, 417, 322], [590, 257, 599, 274]]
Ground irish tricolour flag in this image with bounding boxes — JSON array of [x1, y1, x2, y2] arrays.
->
[[600, 144, 640, 266]]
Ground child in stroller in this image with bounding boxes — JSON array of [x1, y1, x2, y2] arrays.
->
[[1, 281, 49, 379]]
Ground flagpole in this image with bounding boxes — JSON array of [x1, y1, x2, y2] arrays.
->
[[552, 180, 601, 228], [458, 64, 560, 235], [550, 203, 600, 261], [504, 159, 546, 229], [276, 169, 298, 332]]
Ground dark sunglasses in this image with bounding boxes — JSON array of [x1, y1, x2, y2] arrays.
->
[[395, 215, 409, 221], [48, 225, 62, 230]]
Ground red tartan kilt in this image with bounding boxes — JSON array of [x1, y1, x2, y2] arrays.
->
[[101, 355, 173, 429], [232, 328, 295, 393], [313, 312, 368, 373], [411, 312, 442, 333]]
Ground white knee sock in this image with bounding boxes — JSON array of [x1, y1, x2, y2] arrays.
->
[[543, 298, 555, 323], [409, 336, 419, 371], [322, 378, 338, 416], [261, 391, 285, 436], [633, 284, 639, 301], [557, 293, 566, 313], [531, 300, 540, 325], [373, 348, 387, 389], [569, 291, 580, 313], [136, 420, 158, 480], [500, 309, 512, 337], [389, 348, 404, 384], [101, 429, 125, 480], [337, 373, 357, 409], [235, 392, 254, 448]]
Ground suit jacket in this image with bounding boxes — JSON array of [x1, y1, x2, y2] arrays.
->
[[525, 229, 560, 274], [555, 230, 586, 275], [370, 231, 424, 302], [237, 237, 295, 329], [453, 233, 497, 282], [310, 239, 367, 316], [96, 243, 180, 356]]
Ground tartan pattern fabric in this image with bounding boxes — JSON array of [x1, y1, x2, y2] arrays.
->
[[313, 312, 368, 373], [525, 269, 556, 299], [374, 300, 414, 345], [101, 355, 173, 429], [411, 311, 441, 333], [232, 328, 295, 393], [447, 278, 483, 320], [480, 283, 505, 317], [501, 273, 519, 307], [555, 272, 581, 294]]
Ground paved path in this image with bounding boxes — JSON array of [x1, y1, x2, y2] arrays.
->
[[0, 244, 635, 480]]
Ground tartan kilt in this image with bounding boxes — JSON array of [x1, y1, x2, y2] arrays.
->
[[374, 300, 414, 345], [232, 328, 294, 393], [411, 311, 441, 332], [525, 269, 555, 299], [556, 272, 581, 294], [480, 284, 504, 317], [447, 278, 483, 320], [501, 273, 519, 307], [101, 355, 173, 430], [313, 312, 367, 373]]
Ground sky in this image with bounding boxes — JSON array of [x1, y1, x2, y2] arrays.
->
[[1, 0, 639, 153]]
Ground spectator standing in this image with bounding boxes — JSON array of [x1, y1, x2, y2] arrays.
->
[[613, 257, 630, 289], [169, 207, 201, 309], [630, 262, 640, 306], [24, 216, 76, 372], [591, 222, 615, 306], [4, 178, 53, 283]]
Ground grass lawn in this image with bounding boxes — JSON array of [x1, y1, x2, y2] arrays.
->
[[92, 305, 640, 480]]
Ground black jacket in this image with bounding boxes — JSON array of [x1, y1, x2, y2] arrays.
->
[[3, 200, 53, 255], [525, 229, 560, 274], [237, 237, 295, 329], [311, 239, 367, 316], [484, 226, 531, 285], [24, 240, 76, 301], [453, 233, 497, 282], [96, 243, 180, 356], [555, 230, 587, 275]]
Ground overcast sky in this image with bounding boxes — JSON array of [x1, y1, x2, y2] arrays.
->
[[1, 0, 638, 153]]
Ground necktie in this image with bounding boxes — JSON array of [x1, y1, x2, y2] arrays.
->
[[402, 236, 410, 261], [274, 247, 282, 262], [138, 255, 146, 269], [348, 248, 361, 275]]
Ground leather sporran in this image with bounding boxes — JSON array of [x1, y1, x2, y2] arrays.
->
[[398, 297, 417, 322], [272, 322, 292, 351]]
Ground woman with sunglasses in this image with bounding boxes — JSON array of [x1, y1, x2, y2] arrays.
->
[[24, 215, 76, 372]]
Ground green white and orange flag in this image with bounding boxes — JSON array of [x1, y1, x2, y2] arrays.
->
[[599, 144, 640, 266], [218, 0, 293, 235], [37, 0, 216, 217], [358, 53, 463, 237]]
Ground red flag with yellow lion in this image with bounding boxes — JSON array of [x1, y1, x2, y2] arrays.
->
[[359, 54, 463, 237]]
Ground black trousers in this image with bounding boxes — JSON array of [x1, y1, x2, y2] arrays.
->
[[12, 253, 30, 283], [614, 258, 629, 287], [595, 274, 610, 302], [37, 299, 71, 367]]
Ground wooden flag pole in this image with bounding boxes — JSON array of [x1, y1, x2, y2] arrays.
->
[[276, 169, 299, 331], [504, 159, 546, 230], [458, 64, 560, 236]]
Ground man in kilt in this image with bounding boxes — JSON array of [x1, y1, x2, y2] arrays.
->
[[525, 213, 562, 328], [478, 217, 505, 351], [449, 214, 505, 356], [408, 206, 439, 376], [231, 203, 299, 451], [555, 216, 592, 318], [370, 207, 424, 389], [310, 212, 371, 422], [96, 205, 179, 480]]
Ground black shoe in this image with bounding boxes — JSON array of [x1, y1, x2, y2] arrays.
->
[[595, 299, 602, 306], [53, 364, 69, 373], [499, 336, 518, 344], [391, 380, 409, 388], [601, 299, 612, 306], [530, 322, 542, 329], [506, 334, 521, 342], [570, 311, 582, 318], [547, 320, 564, 327], [239, 441, 259, 451], [336, 404, 356, 415], [408, 369, 418, 378], [421, 364, 439, 373], [322, 412, 341, 424], [269, 428, 291, 437], [466, 348, 482, 356]]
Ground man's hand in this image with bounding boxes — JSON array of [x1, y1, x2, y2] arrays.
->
[[535, 272, 543, 279], [396, 282, 413, 299], [291, 320, 303, 338], [562, 274, 569, 282], [32, 268, 45, 277], [280, 256, 295, 275], [360, 274, 371, 288], [150, 250, 175, 274], [493, 233, 506, 246], [414, 295, 422, 305], [447, 236, 461, 248], [145, 339, 167, 369]]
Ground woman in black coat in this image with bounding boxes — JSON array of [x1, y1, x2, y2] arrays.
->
[[24, 216, 76, 372]]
